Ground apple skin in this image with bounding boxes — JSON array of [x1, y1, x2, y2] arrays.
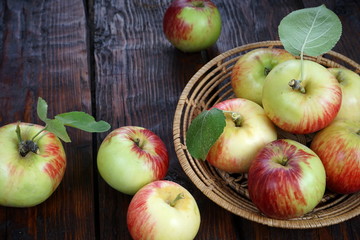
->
[[262, 59, 342, 134], [206, 98, 277, 173], [231, 48, 295, 106], [248, 139, 326, 219], [0, 122, 66, 207], [310, 120, 360, 194], [328, 68, 360, 122], [97, 126, 169, 195], [127, 180, 201, 240], [163, 0, 222, 52]]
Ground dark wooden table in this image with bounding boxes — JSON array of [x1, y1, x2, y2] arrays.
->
[[1, 0, 359, 239]]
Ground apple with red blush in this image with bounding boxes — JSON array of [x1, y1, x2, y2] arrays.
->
[[0, 122, 66, 207], [127, 180, 201, 240], [206, 98, 277, 173], [248, 139, 326, 219], [231, 48, 295, 106], [163, 0, 222, 52], [0, 97, 110, 207], [311, 120, 360, 194], [97, 126, 169, 195], [328, 68, 360, 122], [262, 60, 342, 134]]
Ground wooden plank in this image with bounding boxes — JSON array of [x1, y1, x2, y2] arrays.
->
[[214, 0, 303, 54], [93, 0, 238, 239], [0, 0, 95, 239]]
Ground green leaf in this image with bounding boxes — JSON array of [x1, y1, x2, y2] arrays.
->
[[37, 97, 49, 122], [186, 108, 226, 160], [46, 119, 71, 143], [35, 97, 111, 143], [55, 111, 111, 133], [279, 5, 342, 57]]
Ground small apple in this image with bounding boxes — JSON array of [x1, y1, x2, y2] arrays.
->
[[248, 139, 326, 219], [262, 59, 342, 134], [231, 48, 295, 105], [127, 180, 201, 240], [328, 68, 360, 122], [163, 0, 222, 52], [310, 120, 360, 194], [206, 98, 277, 173], [97, 126, 169, 195], [0, 122, 66, 207]]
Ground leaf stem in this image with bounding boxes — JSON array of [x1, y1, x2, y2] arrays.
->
[[16, 121, 23, 144], [31, 125, 48, 142], [170, 193, 185, 207], [300, 52, 304, 82]]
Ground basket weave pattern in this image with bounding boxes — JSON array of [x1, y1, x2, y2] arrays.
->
[[173, 41, 360, 228]]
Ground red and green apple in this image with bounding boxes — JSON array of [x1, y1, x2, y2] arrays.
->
[[231, 48, 295, 106], [0, 122, 66, 207], [206, 98, 277, 173], [310, 120, 360, 194], [248, 139, 326, 219], [328, 68, 360, 122], [262, 59, 342, 134], [97, 126, 169, 195], [163, 0, 222, 52], [127, 180, 201, 240]]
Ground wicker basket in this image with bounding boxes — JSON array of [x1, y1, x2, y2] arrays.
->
[[173, 40, 360, 229]]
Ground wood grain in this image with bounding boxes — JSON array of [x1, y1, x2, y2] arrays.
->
[[0, 0, 359, 239], [93, 0, 235, 239], [0, 0, 95, 239]]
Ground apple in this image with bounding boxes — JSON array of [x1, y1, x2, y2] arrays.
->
[[163, 0, 222, 52], [262, 59, 342, 134], [206, 98, 277, 173], [310, 120, 360, 194], [97, 126, 169, 195], [248, 139, 326, 219], [0, 122, 66, 207], [231, 48, 295, 106], [127, 180, 201, 240], [328, 68, 360, 122]]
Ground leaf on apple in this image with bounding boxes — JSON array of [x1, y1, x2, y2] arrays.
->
[[278, 4, 342, 57], [45, 118, 71, 143], [36, 97, 111, 143], [37, 97, 49, 122], [55, 112, 111, 133], [186, 108, 225, 161]]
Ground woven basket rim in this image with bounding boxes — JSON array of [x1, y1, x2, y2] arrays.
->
[[173, 40, 360, 229]]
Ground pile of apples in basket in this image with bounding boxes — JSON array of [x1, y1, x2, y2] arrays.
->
[[186, 5, 360, 220]]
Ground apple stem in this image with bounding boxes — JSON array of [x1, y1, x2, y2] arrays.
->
[[16, 122, 40, 157], [288, 79, 306, 94], [134, 138, 143, 149], [192, 1, 205, 8], [279, 157, 288, 166], [224, 111, 242, 127], [16, 121, 23, 143], [334, 71, 345, 83], [170, 193, 185, 207], [264, 67, 271, 76]]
